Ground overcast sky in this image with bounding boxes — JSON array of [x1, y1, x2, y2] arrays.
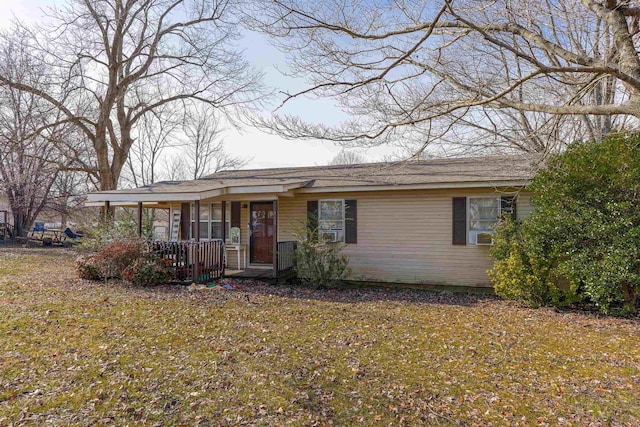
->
[[0, 0, 396, 169]]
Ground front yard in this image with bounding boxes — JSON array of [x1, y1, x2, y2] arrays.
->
[[1, 248, 639, 425]]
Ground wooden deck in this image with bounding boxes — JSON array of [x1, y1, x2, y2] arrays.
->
[[225, 268, 275, 279], [224, 266, 297, 284], [148, 239, 297, 284]]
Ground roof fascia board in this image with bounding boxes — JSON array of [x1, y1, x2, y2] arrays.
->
[[201, 193, 279, 202], [228, 182, 308, 194], [200, 185, 276, 199], [86, 192, 202, 203], [85, 180, 528, 202], [296, 180, 530, 194], [84, 201, 164, 207], [85, 182, 307, 203]]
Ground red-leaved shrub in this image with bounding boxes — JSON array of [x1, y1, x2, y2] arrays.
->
[[75, 255, 103, 280], [121, 258, 172, 286], [74, 239, 147, 280]]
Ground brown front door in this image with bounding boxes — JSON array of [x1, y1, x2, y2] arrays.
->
[[250, 202, 274, 264]]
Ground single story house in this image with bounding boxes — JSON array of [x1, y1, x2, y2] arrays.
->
[[0, 195, 12, 242], [86, 155, 539, 288], [0, 194, 11, 220]]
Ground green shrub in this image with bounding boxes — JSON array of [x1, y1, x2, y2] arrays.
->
[[491, 132, 640, 315], [121, 257, 172, 286], [295, 236, 350, 289], [489, 218, 578, 308]]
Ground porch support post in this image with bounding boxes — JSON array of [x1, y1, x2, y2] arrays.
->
[[102, 201, 111, 222], [221, 201, 227, 242], [194, 200, 200, 242], [194, 200, 200, 283], [221, 201, 227, 276], [180, 203, 190, 241], [272, 199, 278, 279], [137, 202, 143, 238]]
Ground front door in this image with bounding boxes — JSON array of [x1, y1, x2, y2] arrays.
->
[[250, 202, 274, 264]]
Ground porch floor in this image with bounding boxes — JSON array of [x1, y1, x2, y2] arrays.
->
[[225, 268, 274, 279]]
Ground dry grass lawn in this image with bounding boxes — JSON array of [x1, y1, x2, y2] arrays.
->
[[1, 247, 639, 426]]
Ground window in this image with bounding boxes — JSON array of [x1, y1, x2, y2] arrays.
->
[[318, 199, 345, 242], [190, 202, 231, 241], [190, 204, 210, 240], [211, 202, 231, 240], [468, 197, 501, 245]]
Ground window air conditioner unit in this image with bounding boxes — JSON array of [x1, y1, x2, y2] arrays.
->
[[319, 230, 338, 242], [476, 232, 494, 245]]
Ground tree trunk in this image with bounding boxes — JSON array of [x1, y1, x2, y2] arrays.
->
[[97, 145, 117, 222], [60, 194, 69, 229], [621, 282, 638, 315], [13, 212, 29, 238]]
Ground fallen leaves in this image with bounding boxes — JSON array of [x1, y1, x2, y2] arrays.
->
[[1, 247, 639, 425]]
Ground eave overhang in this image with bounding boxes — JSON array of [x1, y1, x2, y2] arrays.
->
[[85, 181, 312, 204]]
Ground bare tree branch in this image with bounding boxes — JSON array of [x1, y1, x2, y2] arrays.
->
[[0, 0, 266, 195], [0, 35, 87, 236], [249, 0, 640, 153]]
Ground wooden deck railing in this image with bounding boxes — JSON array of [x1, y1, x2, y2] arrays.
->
[[152, 240, 225, 283], [151, 240, 297, 283], [276, 240, 297, 278], [0, 223, 14, 242]]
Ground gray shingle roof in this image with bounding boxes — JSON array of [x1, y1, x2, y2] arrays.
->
[[207, 154, 539, 188], [93, 154, 539, 196]]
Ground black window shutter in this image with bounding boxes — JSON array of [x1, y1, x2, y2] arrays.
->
[[307, 200, 318, 241], [231, 201, 241, 228], [501, 196, 517, 221], [345, 199, 357, 244], [180, 203, 191, 240], [452, 197, 467, 245]]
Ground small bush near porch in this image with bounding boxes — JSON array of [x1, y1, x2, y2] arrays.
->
[[2, 249, 639, 425]]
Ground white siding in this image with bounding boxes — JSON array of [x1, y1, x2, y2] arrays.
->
[[278, 188, 533, 287], [0, 195, 11, 223], [226, 201, 251, 270]]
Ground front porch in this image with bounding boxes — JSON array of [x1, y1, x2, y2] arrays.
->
[[225, 240, 297, 282], [86, 200, 297, 284], [86, 179, 307, 284], [149, 239, 297, 284]]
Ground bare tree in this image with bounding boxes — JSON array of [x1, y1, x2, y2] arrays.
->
[[329, 150, 367, 165], [0, 0, 264, 197], [180, 105, 248, 179], [163, 156, 189, 182], [125, 105, 181, 188], [0, 36, 79, 237], [48, 170, 90, 228], [251, 0, 640, 154], [157, 106, 248, 181]]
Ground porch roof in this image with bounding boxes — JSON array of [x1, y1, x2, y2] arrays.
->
[[86, 180, 311, 203], [87, 154, 540, 203]]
